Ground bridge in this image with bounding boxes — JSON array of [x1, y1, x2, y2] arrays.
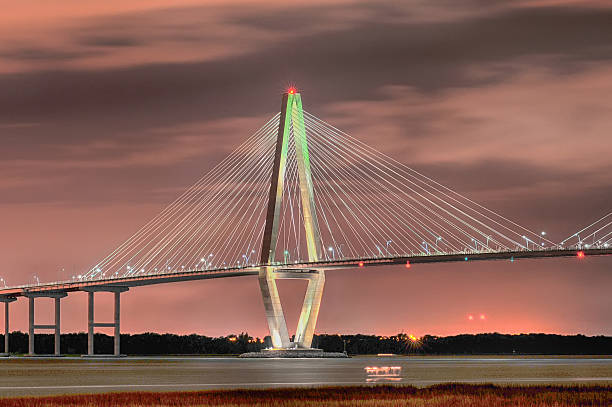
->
[[1, 89, 611, 356]]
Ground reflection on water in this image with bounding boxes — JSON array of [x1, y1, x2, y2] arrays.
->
[[364, 366, 402, 383], [0, 357, 610, 397]]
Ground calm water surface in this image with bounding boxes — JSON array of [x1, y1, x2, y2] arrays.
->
[[0, 355, 611, 397]]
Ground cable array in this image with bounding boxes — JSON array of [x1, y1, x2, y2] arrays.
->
[[560, 212, 612, 249], [74, 106, 565, 283], [271, 110, 555, 263], [80, 114, 279, 281], [298, 111, 555, 260]]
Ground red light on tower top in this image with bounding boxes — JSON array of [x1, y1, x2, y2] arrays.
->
[[287, 87, 296, 95], [577, 251, 585, 259]]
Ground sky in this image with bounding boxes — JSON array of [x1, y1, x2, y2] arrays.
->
[[1, 0, 611, 338]]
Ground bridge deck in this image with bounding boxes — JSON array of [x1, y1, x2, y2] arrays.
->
[[0, 248, 610, 298]]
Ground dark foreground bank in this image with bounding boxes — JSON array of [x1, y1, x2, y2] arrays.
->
[[3, 332, 612, 355], [1, 385, 610, 407]]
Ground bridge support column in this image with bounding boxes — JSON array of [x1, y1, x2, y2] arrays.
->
[[54, 297, 61, 356], [259, 268, 291, 348], [28, 297, 34, 355], [0, 296, 16, 356], [24, 291, 67, 356], [87, 291, 94, 356], [82, 286, 128, 357], [294, 271, 325, 347], [258, 91, 325, 352], [114, 291, 121, 357], [259, 269, 325, 349]]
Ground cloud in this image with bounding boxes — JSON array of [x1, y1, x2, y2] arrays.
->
[[0, 1, 610, 225], [1, 3, 612, 118], [0, 113, 278, 206], [323, 65, 612, 173], [0, 47, 100, 61], [316, 65, 612, 232], [77, 35, 146, 47]]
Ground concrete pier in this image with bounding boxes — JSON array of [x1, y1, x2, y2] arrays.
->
[[24, 291, 67, 356], [259, 269, 325, 351], [0, 296, 16, 356], [114, 291, 121, 356], [29, 297, 34, 355], [54, 297, 61, 356], [87, 291, 94, 356], [82, 286, 128, 357]]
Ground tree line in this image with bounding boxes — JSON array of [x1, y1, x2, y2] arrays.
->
[[2, 332, 611, 355]]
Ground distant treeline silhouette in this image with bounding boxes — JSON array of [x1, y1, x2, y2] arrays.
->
[[2, 332, 611, 355]]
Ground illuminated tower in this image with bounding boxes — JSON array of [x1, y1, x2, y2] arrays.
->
[[259, 88, 325, 350]]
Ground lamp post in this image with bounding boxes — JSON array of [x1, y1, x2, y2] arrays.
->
[[385, 240, 392, 256], [522, 235, 530, 250], [576, 234, 582, 249], [422, 241, 429, 255]]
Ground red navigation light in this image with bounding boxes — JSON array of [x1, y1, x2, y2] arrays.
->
[[358, 261, 364, 268], [577, 251, 585, 259], [405, 261, 411, 269], [288, 87, 296, 95]]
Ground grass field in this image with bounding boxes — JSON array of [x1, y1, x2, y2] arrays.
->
[[1, 385, 610, 407]]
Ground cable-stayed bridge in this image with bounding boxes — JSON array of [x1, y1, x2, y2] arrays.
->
[[1, 89, 611, 356]]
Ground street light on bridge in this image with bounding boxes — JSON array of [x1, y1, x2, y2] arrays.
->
[[422, 241, 429, 254], [522, 235, 531, 250], [328, 246, 335, 260]]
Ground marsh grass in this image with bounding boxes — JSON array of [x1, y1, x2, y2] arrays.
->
[[1, 384, 610, 407]]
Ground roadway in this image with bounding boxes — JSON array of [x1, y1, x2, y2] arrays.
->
[[1, 248, 610, 298]]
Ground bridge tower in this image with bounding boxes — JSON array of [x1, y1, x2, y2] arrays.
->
[[259, 89, 325, 350]]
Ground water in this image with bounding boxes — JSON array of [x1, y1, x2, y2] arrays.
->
[[0, 355, 611, 397]]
